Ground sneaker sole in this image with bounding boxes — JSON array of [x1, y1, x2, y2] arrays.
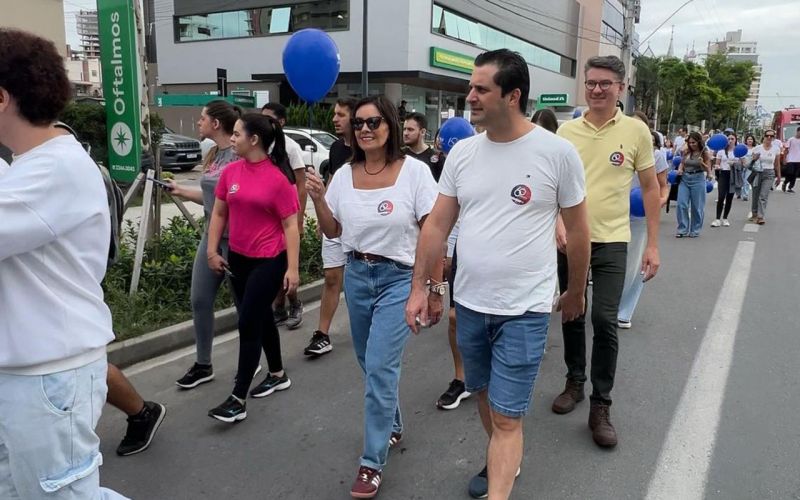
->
[[304, 344, 333, 356], [617, 322, 632, 329], [437, 390, 472, 410], [117, 403, 167, 456], [209, 411, 247, 423], [175, 373, 214, 389], [351, 489, 379, 499], [469, 467, 520, 499], [250, 379, 292, 398], [286, 319, 304, 330]]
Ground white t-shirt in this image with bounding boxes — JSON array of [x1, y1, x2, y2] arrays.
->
[[785, 136, 800, 163], [439, 127, 585, 315], [0, 134, 113, 374], [325, 156, 437, 267], [632, 148, 670, 192], [715, 149, 735, 171], [0, 157, 9, 175], [753, 143, 781, 171], [285, 136, 307, 171], [673, 135, 686, 154]]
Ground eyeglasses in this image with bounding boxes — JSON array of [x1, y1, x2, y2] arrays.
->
[[765, 134, 775, 138], [351, 116, 384, 131], [585, 80, 622, 91]]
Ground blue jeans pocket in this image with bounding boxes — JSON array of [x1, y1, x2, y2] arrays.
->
[[39, 452, 102, 493], [40, 370, 78, 415]]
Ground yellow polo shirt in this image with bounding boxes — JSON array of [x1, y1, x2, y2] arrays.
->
[[557, 109, 654, 243]]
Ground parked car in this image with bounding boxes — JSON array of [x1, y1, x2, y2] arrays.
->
[[158, 128, 202, 171], [283, 127, 337, 173]]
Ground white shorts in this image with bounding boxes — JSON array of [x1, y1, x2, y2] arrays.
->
[[322, 235, 347, 269]]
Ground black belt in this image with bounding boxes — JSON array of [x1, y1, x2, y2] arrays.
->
[[350, 251, 391, 263], [684, 170, 704, 174]]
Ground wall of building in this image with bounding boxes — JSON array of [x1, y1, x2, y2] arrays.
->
[[1, 0, 67, 56]]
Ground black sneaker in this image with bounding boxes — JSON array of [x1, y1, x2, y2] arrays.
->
[[208, 395, 247, 423], [304, 331, 333, 356], [175, 363, 214, 389], [286, 301, 304, 330], [116, 401, 166, 456], [273, 307, 289, 326], [249, 372, 292, 398], [468, 465, 521, 499], [436, 379, 471, 410]]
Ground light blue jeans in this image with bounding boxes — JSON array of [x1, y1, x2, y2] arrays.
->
[[617, 217, 647, 323], [677, 171, 707, 236], [343, 256, 412, 471], [0, 357, 128, 499]]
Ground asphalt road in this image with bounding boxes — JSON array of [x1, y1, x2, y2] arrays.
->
[[98, 188, 800, 500]]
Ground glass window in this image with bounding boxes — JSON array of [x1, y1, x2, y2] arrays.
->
[[312, 132, 338, 149], [431, 4, 574, 76], [175, 1, 349, 42]]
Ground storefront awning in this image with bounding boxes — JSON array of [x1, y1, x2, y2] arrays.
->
[[251, 70, 470, 94]]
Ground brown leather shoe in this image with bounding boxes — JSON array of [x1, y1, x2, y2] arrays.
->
[[588, 402, 617, 448], [551, 380, 584, 414]]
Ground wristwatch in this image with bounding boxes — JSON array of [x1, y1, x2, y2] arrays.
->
[[428, 281, 448, 296]]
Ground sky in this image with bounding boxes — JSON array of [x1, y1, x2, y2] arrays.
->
[[636, 0, 800, 113], [63, 0, 799, 113]]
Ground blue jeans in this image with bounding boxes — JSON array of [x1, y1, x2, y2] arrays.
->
[[343, 256, 412, 470], [677, 172, 707, 236], [618, 217, 647, 322], [0, 357, 128, 499], [455, 305, 549, 417]]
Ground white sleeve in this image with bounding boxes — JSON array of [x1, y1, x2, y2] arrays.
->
[[0, 158, 9, 175], [324, 165, 346, 223], [557, 146, 586, 208], [655, 150, 670, 174], [287, 139, 306, 171], [414, 162, 438, 221]]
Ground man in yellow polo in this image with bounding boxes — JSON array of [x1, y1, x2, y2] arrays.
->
[[553, 55, 660, 448]]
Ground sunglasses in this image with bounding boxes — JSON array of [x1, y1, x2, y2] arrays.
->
[[351, 116, 384, 131], [765, 134, 775, 138]]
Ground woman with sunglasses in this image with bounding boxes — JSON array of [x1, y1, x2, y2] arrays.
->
[[306, 96, 439, 499], [676, 131, 712, 237], [739, 134, 757, 201], [206, 114, 300, 422], [749, 130, 782, 224], [711, 134, 738, 228]]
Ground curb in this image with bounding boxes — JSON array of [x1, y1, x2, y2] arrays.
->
[[108, 279, 326, 368]]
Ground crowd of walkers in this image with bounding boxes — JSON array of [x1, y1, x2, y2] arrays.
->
[[4, 25, 790, 500]]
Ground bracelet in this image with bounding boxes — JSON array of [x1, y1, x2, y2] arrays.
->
[[207, 253, 219, 260]]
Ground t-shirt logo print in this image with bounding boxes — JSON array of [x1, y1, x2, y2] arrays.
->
[[229, 184, 240, 194], [510, 184, 532, 205], [377, 200, 394, 216], [609, 151, 625, 167]]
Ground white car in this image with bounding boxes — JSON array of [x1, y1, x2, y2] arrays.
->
[[283, 127, 338, 171]]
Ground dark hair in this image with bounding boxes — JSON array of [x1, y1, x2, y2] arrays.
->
[[474, 49, 530, 114], [531, 108, 559, 133], [239, 113, 295, 184], [633, 110, 650, 126], [686, 131, 705, 154], [584, 55, 626, 80], [205, 100, 240, 135], [405, 112, 427, 130], [744, 134, 757, 146], [762, 129, 776, 142], [261, 102, 287, 122], [725, 133, 737, 153], [0, 29, 71, 125], [336, 97, 357, 113], [350, 95, 404, 165], [651, 131, 662, 149]]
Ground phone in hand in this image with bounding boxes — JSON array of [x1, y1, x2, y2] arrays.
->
[[147, 177, 174, 191], [221, 264, 235, 279]]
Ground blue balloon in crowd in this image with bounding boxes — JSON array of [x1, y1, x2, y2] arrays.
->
[[734, 144, 748, 158], [666, 150, 674, 161], [630, 187, 646, 217], [706, 180, 714, 193], [282, 29, 341, 103], [439, 117, 475, 153], [667, 170, 679, 185], [572, 108, 583, 119], [707, 133, 728, 151], [672, 155, 682, 167]]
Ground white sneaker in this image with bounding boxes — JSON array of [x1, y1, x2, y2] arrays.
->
[[722, 219, 731, 227], [618, 319, 632, 329], [747, 211, 753, 219], [710, 219, 721, 227]]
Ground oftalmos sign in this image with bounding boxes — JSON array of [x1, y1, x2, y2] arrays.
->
[[99, 0, 142, 182]]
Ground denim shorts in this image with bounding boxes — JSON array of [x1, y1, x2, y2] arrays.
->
[[455, 304, 549, 417]]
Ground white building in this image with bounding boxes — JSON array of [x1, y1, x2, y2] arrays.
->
[[707, 30, 761, 114], [76, 10, 101, 58]]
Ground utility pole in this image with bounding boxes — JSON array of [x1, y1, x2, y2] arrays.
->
[[361, 0, 368, 98], [620, 0, 640, 113]]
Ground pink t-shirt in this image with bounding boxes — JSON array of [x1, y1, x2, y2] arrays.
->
[[215, 158, 299, 258]]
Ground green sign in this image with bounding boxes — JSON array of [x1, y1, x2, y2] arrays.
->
[[155, 94, 256, 108], [430, 47, 474, 75], [539, 93, 569, 106], [99, 0, 141, 182]]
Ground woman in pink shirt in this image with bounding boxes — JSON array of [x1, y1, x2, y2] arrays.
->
[[206, 114, 301, 423]]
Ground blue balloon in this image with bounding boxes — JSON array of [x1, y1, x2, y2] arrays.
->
[[630, 187, 645, 217], [672, 155, 682, 167], [707, 133, 727, 151], [666, 150, 674, 161], [439, 117, 475, 153], [282, 29, 341, 103], [734, 144, 748, 158], [706, 180, 714, 193], [572, 108, 583, 119], [667, 170, 679, 185]]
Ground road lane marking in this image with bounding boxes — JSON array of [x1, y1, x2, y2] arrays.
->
[[645, 240, 755, 500], [743, 224, 759, 233]]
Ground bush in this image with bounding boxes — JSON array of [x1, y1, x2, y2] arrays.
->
[[286, 103, 335, 133], [105, 216, 324, 341]]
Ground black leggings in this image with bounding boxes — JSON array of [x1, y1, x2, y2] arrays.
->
[[716, 170, 734, 219], [229, 250, 287, 399]]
